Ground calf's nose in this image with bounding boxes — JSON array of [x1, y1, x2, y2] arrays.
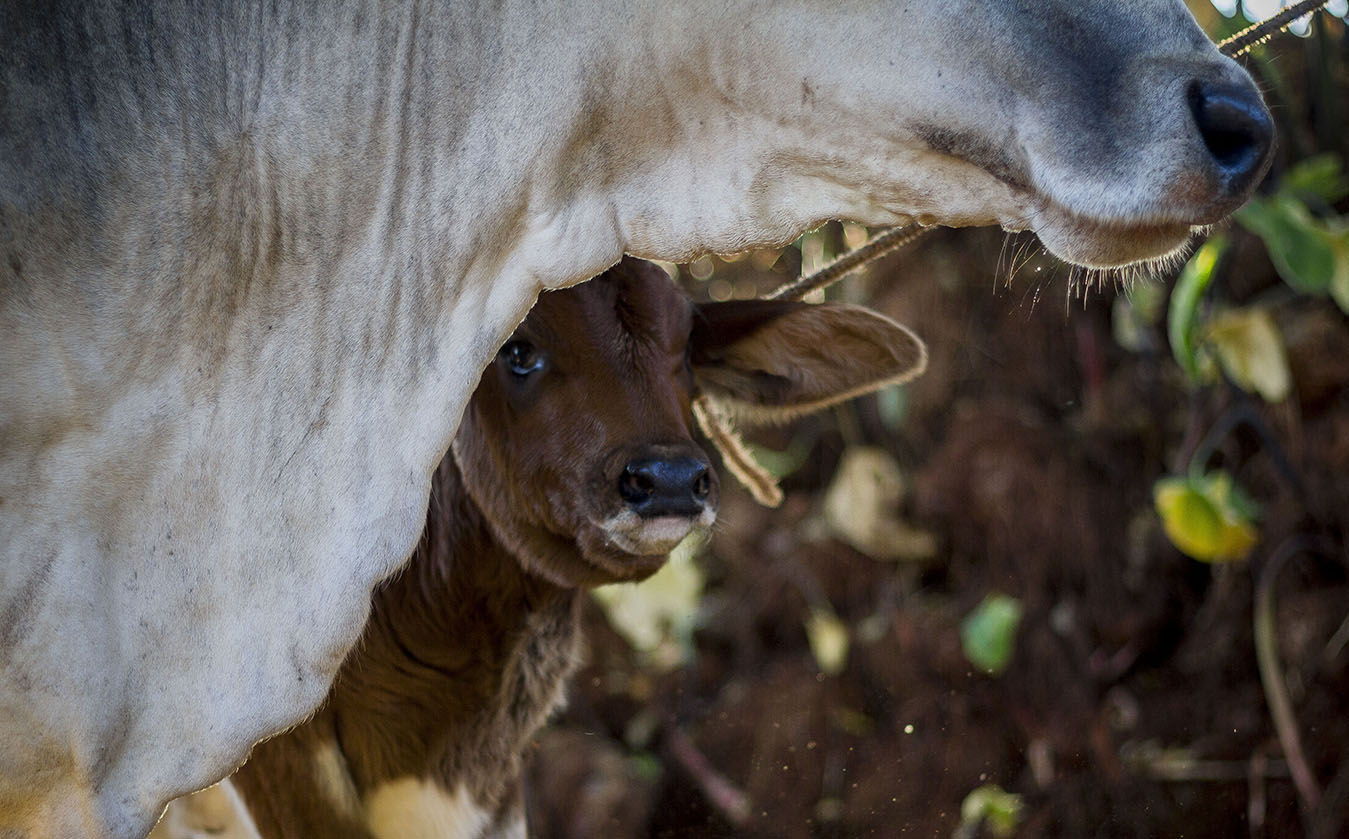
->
[[618, 456, 712, 518], [1187, 78, 1274, 197]]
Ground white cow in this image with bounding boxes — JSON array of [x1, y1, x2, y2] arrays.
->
[[0, 1, 1270, 837]]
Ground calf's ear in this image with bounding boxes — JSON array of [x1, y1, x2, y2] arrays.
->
[[690, 299, 927, 425]]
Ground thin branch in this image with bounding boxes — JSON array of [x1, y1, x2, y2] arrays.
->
[[1249, 751, 1269, 837], [663, 722, 753, 828], [1138, 754, 1290, 783]]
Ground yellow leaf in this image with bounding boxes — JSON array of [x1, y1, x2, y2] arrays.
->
[[592, 536, 705, 669], [822, 446, 936, 561], [806, 608, 850, 676], [1153, 476, 1258, 563], [1202, 307, 1291, 403]]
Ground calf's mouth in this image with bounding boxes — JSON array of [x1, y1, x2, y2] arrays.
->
[[592, 507, 718, 558]]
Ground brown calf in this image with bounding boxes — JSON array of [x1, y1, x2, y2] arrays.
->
[[168, 257, 924, 838]]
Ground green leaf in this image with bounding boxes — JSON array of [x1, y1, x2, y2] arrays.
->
[[1153, 472, 1259, 563], [745, 434, 813, 479], [1329, 234, 1349, 316], [1201, 307, 1291, 403], [1168, 235, 1227, 382], [959, 784, 1024, 838], [1235, 196, 1340, 295], [1281, 154, 1349, 205], [1113, 279, 1166, 354], [628, 752, 664, 782], [876, 383, 910, 431], [960, 594, 1023, 676]]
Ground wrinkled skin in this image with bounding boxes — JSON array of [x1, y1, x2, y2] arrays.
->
[[0, 2, 1270, 836]]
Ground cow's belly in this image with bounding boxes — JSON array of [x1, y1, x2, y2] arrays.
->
[[0, 460, 430, 839]]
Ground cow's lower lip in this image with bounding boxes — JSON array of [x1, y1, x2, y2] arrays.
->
[[600, 516, 701, 557], [1027, 199, 1197, 269]]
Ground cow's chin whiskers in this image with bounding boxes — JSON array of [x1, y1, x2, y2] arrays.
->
[[1014, 194, 1200, 270]]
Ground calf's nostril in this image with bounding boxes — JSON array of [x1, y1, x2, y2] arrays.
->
[[692, 468, 711, 501], [1187, 79, 1273, 187], [619, 456, 713, 517], [618, 466, 656, 504]]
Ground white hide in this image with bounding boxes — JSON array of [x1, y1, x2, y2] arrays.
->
[[364, 780, 492, 839], [0, 1, 1267, 836], [312, 740, 363, 822]]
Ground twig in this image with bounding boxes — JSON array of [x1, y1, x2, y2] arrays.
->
[[1219, 1, 1333, 58], [1254, 537, 1323, 813], [1142, 754, 1289, 783], [1310, 759, 1349, 839], [663, 722, 753, 828], [766, 224, 932, 302], [1249, 751, 1269, 838], [1188, 401, 1306, 496], [1324, 611, 1349, 666]]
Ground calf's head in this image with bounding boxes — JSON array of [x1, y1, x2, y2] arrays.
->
[[453, 257, 925, 588]]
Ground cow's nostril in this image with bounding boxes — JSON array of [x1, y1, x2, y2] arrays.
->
[[1187, 79, 1273, 189]]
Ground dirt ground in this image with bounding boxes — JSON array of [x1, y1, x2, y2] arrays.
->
[[522, 24, 1349, 834]]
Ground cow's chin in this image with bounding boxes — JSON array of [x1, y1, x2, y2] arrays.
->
[[1024, 199, 1197, 270]]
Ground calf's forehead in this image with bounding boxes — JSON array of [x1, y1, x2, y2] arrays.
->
[[527, 260, 692, 356]]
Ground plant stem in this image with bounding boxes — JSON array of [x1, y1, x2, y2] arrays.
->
[[1253, 538, 1323, 813]]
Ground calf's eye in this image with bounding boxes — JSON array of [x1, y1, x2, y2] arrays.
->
[[501, 341, 545, 377]]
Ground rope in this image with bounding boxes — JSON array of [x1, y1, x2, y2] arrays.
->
[[1219, 0, 1331, 58], [766, 224, 932, 301]]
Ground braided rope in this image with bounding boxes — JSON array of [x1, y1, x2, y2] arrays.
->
[[1219, 0, 1331, 58], [765, 224, 933, 302]]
